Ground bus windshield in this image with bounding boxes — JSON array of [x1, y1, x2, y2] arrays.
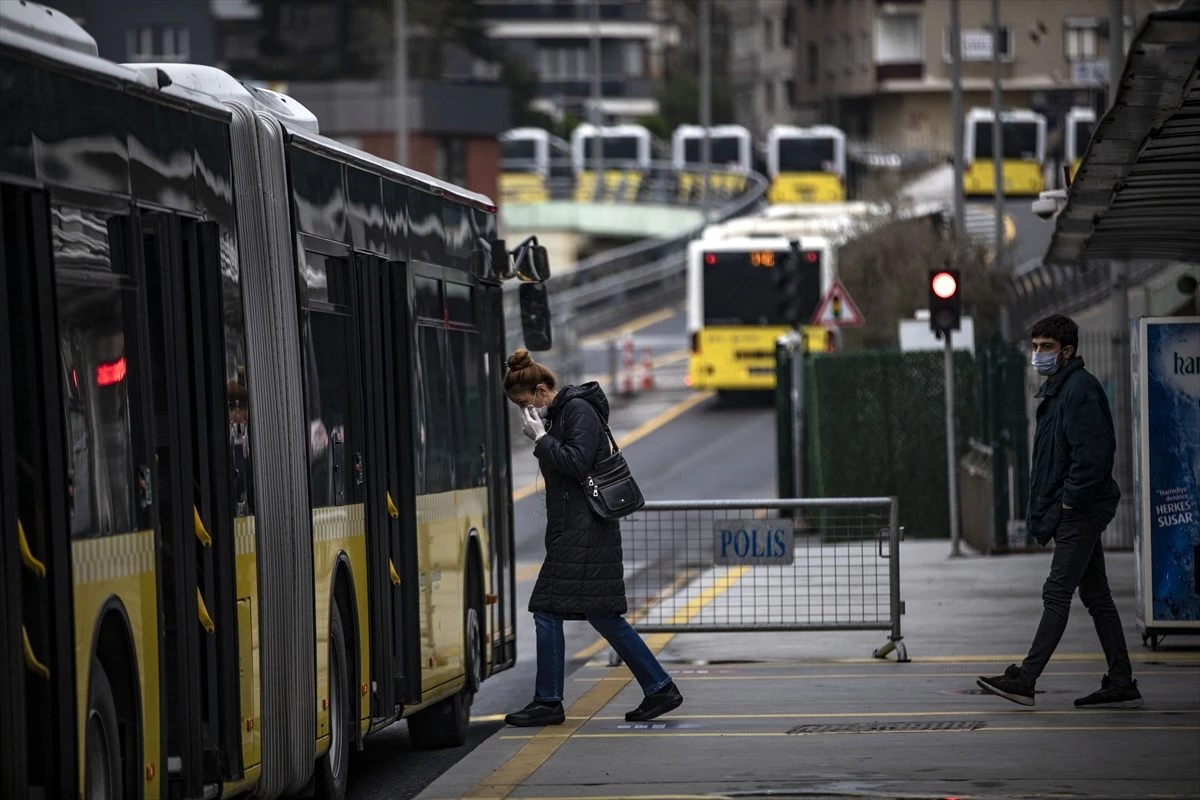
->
[[1072, 119, 1096, 156], [684, 136, 742, 167], [776, 138, 836, 172], [584, 135, 641, 162], [703, 250, 822, 326], [973, 121, 1040, 160], [502, 139, 537, 163]]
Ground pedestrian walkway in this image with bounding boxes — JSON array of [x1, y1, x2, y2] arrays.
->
[[417, 539, 1200, 800]]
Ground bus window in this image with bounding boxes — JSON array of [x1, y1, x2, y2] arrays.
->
[[52, 207, 140, 538], [415, 326, 453, 494], [447, 329, 484, 489], [584, 136, 640, 162], [777, 138, 836, 173], [684, 137, 741, 167], [973, 122, 1040, 160], [702, 250, 821, 327], [1073, 119, 1096, 155], [502, 139, 537, 165]]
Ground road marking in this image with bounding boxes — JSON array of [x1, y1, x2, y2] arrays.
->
[[579, 307, 677, 347], [1004, 213, 1017, 244], [514, 562, 542, 583], [610, 652, 1200, 667], [581, 347, 689, 386], [499, 724, 1200, 740], [573, 668, 1199, 682], [464, 537, 745, 799], [512, 390, 714, 503], [584, 708, 1200, 720], [572, 568, 698, 660]]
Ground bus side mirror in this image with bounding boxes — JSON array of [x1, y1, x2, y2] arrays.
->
[[517, 244, 551, 282], [490, 239, 515, 280], [519, 282, 553, 351]]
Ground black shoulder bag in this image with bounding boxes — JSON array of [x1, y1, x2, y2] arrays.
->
[[581, 425, 645, 520]]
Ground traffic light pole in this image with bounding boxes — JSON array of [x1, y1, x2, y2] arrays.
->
[[945, 330, 962, 557]]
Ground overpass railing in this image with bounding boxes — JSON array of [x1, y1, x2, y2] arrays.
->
[[502, 166, 769, 381], [501, 158, 764, 208]]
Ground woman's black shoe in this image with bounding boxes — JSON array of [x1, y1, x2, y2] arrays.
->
[[504, 700, 566, 727], [625, 682, 683, 722]]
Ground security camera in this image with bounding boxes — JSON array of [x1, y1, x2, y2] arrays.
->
[[1032, 189, 1068, 221]]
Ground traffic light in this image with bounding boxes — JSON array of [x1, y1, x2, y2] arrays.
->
[[928, 268, 961, 334], [775, 246, 804, 326]]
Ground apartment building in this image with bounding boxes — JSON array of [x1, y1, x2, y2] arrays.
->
[[724, 0, 807, 138], [476, 0, 676, 123], [787, 0, 1175, 154]]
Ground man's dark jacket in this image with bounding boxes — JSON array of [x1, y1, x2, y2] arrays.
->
[[529, 382, 627, 618], [1027, 357, 1121, 544]]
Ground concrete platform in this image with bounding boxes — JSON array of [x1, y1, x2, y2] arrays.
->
[[417, 540, 1200, 800]]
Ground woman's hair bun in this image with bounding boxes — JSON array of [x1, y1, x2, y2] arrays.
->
[[506, 348, 534, 372]]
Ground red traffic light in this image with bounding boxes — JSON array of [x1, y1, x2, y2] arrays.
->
[[931, 271, 958, 299]]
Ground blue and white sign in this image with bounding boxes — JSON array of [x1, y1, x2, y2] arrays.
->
[[1134, 317, 1200, 633], [714, 519, 795, 565]]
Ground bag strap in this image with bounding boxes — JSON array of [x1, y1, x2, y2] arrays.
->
[[602, 424, 620, 454]]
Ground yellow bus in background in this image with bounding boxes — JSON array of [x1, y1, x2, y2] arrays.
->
[[962, 107, 1048, 197], [687, 236, 833, 392], [2, 5, 537, 798], [1064, 107, 1098, 184], [765, 125, 847, 204], [500, 127, 571, 204]]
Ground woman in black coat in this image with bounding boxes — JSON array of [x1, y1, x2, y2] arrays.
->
[[501, 348, 682, 727]]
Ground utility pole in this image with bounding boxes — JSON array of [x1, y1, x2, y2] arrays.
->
[[1108, 0, 1133, 517], [699, 0, 712, 220], [990, 0, 1004, 272], [590, 0, 604, 182], [393, 0, 408, 165], [945, 329, 962, 557], [950, 0, 965, 246]]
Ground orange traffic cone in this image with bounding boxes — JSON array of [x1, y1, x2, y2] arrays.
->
[[619, 336, 636, 397]]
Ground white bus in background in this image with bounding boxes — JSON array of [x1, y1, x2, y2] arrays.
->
[[1064, 107, 1097, 184], [765, 124, 848, 204], [671, 124, 753, 172], [500, 127, 571, 179], [570, 123, 656, 172]]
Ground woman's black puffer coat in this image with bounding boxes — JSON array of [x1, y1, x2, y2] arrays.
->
[[529, 382, 627, 618]]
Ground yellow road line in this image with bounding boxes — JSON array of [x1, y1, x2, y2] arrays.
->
[[514, 562, 542, 583], [499, 724, 1199, 740], [465, 538, 745, 799], [585, 708, 1200, 720], [574, 668, 1199, 682], [579, 307, 677, 347], [512, 390, 714, 503], [1004, 213, 1016, 244], [573, 568, 698, 660], [595, 652, 1200, 667]]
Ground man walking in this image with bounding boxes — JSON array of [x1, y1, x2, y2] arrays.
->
[[977, 315, 1143, 709]]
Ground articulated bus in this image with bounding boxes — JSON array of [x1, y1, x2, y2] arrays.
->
[[765, 125, 847, 205], [962, 107, 1048, 197], [671, 125, 753, 201], [1, 5, 546, 799], [499, 127, 571, 203], [1064, 107, 1097, 184], [687, 236, 833, 392], [569, 123, 659, 202]]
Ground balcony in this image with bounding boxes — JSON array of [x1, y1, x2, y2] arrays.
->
[[477, 1, 650, 22]]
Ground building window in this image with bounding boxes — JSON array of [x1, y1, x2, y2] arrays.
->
[[807, 41, 819, 85], [764, 18, 774, 52], [875, 12, 923, 64], [1064, 22, 1098, 60], [125, 25, 191, 62], [782, 4, 795, 47], [623, 41, 644, 77], [825, 36, 837, 75], [537, 45, 590, 79], [784, 78, 796, 109], [861, 31, 870, 68], [763, 78, 775, 113], [843, 33, 854, 70]]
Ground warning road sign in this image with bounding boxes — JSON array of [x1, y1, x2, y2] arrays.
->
[[810, 279, 865, 328]]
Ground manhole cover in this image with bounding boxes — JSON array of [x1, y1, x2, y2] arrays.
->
[[787, 720, 986, 735]]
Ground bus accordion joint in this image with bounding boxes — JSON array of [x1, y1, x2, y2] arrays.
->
[[389, 560, 402, 587], [386, 491, 400, 519], [22, 625, 50, 679], [17, 518, 47, 578], [193, 506, 213, 548], [197, 588, 216, 635]]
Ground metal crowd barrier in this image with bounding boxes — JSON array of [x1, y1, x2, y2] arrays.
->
[[618, 498, 908, 662]]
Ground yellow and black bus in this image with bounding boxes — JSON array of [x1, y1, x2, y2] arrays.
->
[[2, 5, 544, 798], [1064, 106, 1097, 184], [765, 125, 847, 204], [687, 236, 833, 392], [962, 107, 1047, 197]]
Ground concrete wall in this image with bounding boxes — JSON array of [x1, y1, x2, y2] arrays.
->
[[501, 201, 702, 239]]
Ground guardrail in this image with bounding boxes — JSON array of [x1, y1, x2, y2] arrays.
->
[[502, 159, 761, 209], [503, 166, 769, 380], [616, 497, 908, 662]]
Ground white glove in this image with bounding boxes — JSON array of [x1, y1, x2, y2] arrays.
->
[[521, 406, 547, 442]]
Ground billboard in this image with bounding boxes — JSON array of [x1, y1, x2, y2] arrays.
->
[[1133, 317, 1200, 639]]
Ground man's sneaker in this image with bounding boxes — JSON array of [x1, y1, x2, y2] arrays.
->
[[1075, 675, 1144, 709], [977, 664, 1036, 706], [625, 681, 684, 722], [504, 700, 565, 727]]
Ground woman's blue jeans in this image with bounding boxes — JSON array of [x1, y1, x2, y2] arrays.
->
[[533, 611, 672, 703]]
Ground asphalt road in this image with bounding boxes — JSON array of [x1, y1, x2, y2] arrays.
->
[[345, 309, 778, 799]]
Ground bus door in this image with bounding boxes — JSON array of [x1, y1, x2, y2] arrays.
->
[[0, 185, 77, 799], [355, 254, 422, 712], [141, 212, 241, 793], [476, 283, 516, 670]]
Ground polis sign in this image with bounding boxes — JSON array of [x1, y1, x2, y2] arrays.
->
[[713, 519, 796, 566]]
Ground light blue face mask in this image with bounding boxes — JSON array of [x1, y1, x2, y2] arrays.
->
[[1031, 350, 1062, 376]]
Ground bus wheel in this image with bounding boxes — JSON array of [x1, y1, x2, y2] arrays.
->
[[317, 599, 352, 800], [408, 574, 482, 749], [85, 659, 124, 800]]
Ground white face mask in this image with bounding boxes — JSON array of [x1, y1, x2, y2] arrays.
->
[[535, 405, 550, 420]]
